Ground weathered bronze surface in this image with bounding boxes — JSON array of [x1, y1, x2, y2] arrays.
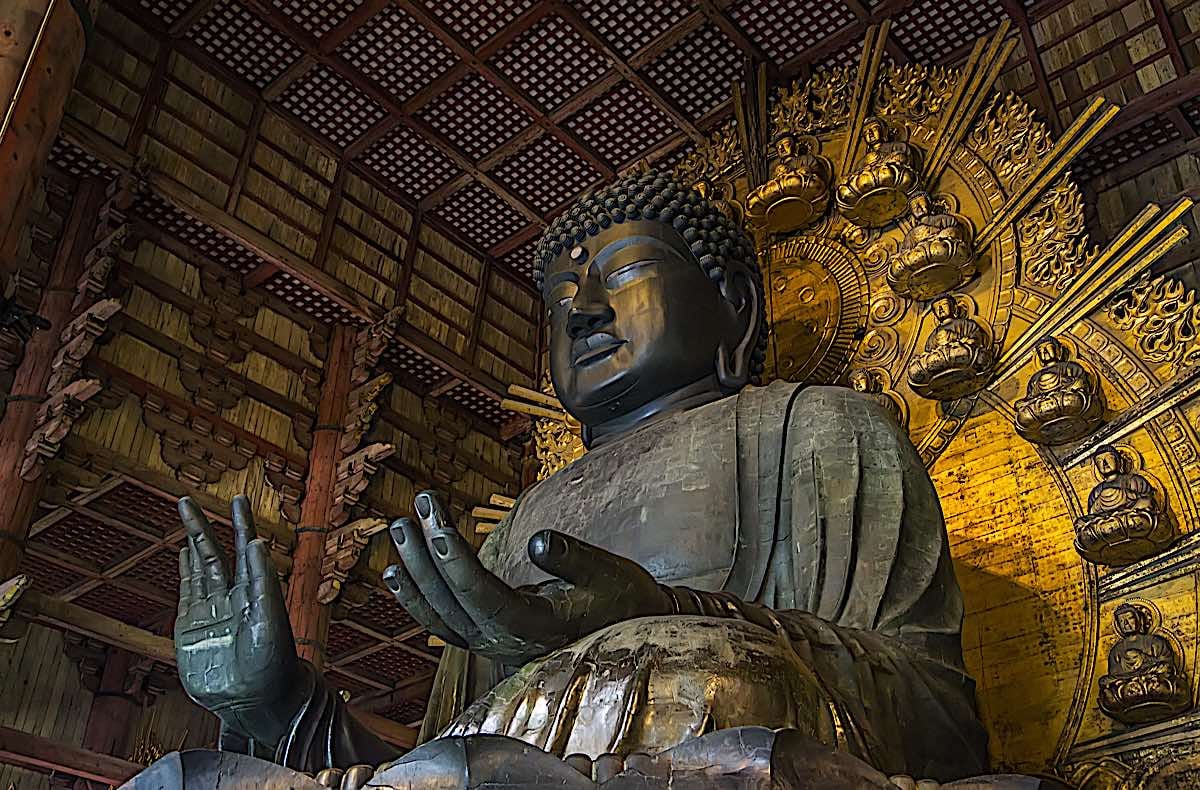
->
[[1097, 603, 1191, 725], [1013, 336, 1104, 446], [1073, 446, 1175, 567]]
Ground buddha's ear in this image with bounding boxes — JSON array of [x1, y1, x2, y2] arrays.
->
[[716, 269, 760, 391]]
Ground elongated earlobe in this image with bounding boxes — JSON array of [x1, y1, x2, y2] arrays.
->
[[715, 271, 760, 392]]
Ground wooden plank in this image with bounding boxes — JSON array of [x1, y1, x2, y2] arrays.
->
[[0, 724, 142, 785]]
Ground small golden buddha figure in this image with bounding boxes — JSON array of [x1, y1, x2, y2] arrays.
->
[[847, 368, 905, 427], [745, 132, 832, 232], [906, 296, 994, 401], [1098, 603, 1191, 725], [886, 193, 977, 299], [1074, 445, 1174, 567], [836, 116, 923, 228], [693, 176, 746, 228], [1013, 337, 1104, 446]]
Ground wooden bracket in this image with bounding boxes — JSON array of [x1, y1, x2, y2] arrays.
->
[[317, 516, 389, 604]]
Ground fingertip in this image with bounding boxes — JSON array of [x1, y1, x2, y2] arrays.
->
[[388, 518, 410, 549], [527, 529, 568, 565], [382, 564, 402, 592], [414, 491, 435, 519], [177, 496, 195, 516]]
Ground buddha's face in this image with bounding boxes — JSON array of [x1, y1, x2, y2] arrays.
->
[[848, 370, 871, 392], [1036, 339, 1062, 365], [864, 120, 886, 146], [1116, 609, 1144, 636], [931, 297, 956, 321], [911, 194, 931, 218], [1095, 447, 1122, 477], [544, 220, 746, 425], [776, 135, 795, 158]]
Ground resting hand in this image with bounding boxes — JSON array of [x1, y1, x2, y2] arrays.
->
[[383, 491, 671, 666]]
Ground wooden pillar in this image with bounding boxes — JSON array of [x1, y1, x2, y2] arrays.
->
[[0, 0, 97, 277], [0, 177, 102, 580], [285, 323, 354, 669], [71, 647, 139, 787]]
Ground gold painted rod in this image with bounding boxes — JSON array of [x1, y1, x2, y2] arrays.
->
[[506, 383, 562, 409], [0, 0, 59, 147], [500, 398, 566, 421], [930, 34, 1018, 184], [489, 494, 516, 507], [924, 35, 988, 180]]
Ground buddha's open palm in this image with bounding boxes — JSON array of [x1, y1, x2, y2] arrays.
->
[[383, 491, 673, 667], [175, 496, 299, 738]]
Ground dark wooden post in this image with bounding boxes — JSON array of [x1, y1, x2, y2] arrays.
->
[[72, 647, 140, 786], [0, 0, 98, 277], [0, 178, 102, 580], [285, 323, 354, 669]]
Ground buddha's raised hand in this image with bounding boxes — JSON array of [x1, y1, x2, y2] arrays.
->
[[383, 491, 673, 666], [175, 496, 306, 747]]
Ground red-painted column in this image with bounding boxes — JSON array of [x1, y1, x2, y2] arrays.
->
[[285, 323, 354, 669], [0, 178, 102, 580], [0, 0, 98, 278]]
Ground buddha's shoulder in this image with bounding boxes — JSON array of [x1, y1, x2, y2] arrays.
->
[[739, 381, 884, 421]]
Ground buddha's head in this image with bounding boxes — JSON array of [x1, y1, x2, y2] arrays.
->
[[910, 192, 932, 219], [931, 295, 960, 322], [863, 117, 890, 147], [848, 369, 873, 393], [1035, 336, 1067, 365], [1114, 603, 1150, 637], [775, 132, 797, 159], [535, 171, 767, 443], [1094, 445, 1126, 478]]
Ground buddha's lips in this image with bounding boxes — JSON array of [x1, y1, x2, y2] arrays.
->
[[572, 332, 626, 366]]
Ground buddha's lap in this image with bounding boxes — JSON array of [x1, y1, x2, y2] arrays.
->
[[441, 616, 840, 759]]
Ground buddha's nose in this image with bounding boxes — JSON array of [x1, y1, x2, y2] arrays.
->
[[567, 302, 615, 339]]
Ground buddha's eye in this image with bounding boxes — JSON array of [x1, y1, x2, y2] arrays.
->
[[605, 259, 659, 288], [547, 282, 577, 312]]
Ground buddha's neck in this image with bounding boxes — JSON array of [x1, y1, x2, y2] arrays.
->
[[583, 375, 729, 449]]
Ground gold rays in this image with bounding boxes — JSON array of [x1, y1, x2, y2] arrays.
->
[[839, 20, 893, 177], [989, 197, 1195, 386], [976, 96, 1121, 249], [924, 20, 1017, 186]]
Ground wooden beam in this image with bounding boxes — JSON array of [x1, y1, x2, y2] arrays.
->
[[226, 98, 266, 213], [0, 724, 142, 786], [60, 115, 382, 324]]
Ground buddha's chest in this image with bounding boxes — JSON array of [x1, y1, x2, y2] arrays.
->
[[483, 401, 741, 592]]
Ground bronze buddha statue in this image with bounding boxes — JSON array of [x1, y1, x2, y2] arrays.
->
[[143, 172, 1064, 790], [906, 296, 994, 401], [886, 193, 976, 300], [745, 132, 832, 232], [835, 116, 922, 228], [1074, 445, 1174, 567], [1013, 336, 1104, 446], [1098, 603, 1191, 725]]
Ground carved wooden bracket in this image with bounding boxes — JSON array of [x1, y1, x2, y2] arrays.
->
[[330, 442, 394, 527], [341, 373, 392, 453], [419, 397, 471, 486], [352, 307, 405, 386], [317, 516, 390, 605], [46, 298, 122, 394], [264, 452, 306, 524], [178, 350, 247, 412], [76, 224, 132, 309], [142, 393, 256, 485], [21, 378, 104, 480], [199, 268, 264, 320]]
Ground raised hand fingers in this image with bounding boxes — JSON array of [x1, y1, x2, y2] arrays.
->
[[414, 492, 557, 648], [389, 515, 482, 644], [231, 496, 258, 585], [383, 529, 466, 649], [528, 529, 653, 592], [244, 538, 282, 607], [179, 497, 229, 593], [178, 544, 192, 618]]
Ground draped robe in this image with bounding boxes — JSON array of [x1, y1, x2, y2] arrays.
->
[[274, 382, 989, 781]]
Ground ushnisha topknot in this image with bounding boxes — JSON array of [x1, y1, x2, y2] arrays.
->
[[533, 169, 769, 376]]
